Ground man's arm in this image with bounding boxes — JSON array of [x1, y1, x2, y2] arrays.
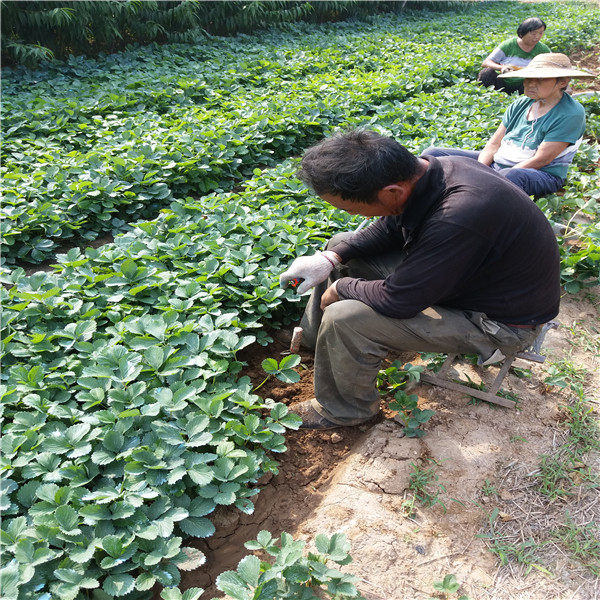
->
[[511, 141, 570, 170], [478, 124, 506, 166], [329, 216, 404, 262], [335, 221, 493, 319]]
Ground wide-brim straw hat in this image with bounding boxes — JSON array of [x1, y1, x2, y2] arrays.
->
[[498, 52, 595, 79]]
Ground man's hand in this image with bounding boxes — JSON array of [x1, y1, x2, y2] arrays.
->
[[500, 64, 516, 74], [320, 281, 340, 310], [279, 251, 340, 295]]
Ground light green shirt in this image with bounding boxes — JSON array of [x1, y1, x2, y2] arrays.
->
[[487, 37, 551, 85]]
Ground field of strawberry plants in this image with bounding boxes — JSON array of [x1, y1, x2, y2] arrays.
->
[[2, 2, 600, 599]]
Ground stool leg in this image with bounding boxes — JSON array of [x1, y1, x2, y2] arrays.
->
[[420, 353, 518, 409], [488, 355, 516, 395], [437, 353, 458, 376]]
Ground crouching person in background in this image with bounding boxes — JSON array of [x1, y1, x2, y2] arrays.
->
[[477, 17, 550, 95]]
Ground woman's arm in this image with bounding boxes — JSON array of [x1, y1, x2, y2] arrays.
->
[[481, 57, 503, 70], [512, 141, 570, 169], [481, 41, 514, 72], [482, 58, 518, 73], [478, 124, 506, 166]]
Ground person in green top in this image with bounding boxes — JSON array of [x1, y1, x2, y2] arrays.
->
[[478, 17, 551, 94]]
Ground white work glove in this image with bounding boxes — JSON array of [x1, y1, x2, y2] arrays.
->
[[279, 251, 340, 295]]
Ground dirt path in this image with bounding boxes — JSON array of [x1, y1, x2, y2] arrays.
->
[[181, 287, 600, 600]]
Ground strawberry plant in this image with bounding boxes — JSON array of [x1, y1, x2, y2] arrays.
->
[[377, 360, 424, 393], [215, 531, 364, 600], [256, 354, 302, 390], [389, 391, 436, 439], [377, 361, 433, 438], [431, 574, 470, 600]]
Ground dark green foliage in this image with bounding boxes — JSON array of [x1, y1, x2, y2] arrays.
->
[[215, 531, 364, 600], [1, 1, 201, 65], [0, 0, 449, 66]]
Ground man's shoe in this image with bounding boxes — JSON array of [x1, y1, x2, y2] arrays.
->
[[291, 400, 341, 430]]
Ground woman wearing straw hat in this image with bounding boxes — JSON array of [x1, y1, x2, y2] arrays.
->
[[423, 53, 594, 198], [478, 17, 551, 95]]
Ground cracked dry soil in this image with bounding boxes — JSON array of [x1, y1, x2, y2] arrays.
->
[[175, 288, 600, 600]]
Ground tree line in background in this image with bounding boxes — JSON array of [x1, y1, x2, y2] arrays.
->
[[1, 0, 466, 67]]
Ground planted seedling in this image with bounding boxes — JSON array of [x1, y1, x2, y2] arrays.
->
[[378, 360, 424, 393], [161, 588, 204, 600], [255, 354, 301, 390], [389, 390, 435, 438], [215, 530, 364, 600], [378, 361, 433, 437], [421, 352, 447, 373], [431, 573, 469, 599]]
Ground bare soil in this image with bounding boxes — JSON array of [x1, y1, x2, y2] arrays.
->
[[179, 287, 600, 600]]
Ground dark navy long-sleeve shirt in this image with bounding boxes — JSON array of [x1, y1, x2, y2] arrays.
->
[[331, 155, 560, 326]]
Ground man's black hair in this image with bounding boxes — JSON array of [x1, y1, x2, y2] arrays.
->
[[517, 17, 547, 38], [297, 130, 420, 204]]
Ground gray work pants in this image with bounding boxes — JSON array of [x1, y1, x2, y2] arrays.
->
[[300, 232, 541, 425]]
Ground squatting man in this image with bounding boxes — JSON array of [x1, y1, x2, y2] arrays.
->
[[279, 130, 560, 430]]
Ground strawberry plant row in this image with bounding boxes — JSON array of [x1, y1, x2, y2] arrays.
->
[[1, 36, 464, 141], [4, 3, 598, 151], [3, 4, 599, 265], [1, 54, 479, 265], [0, 161, 360, 599]]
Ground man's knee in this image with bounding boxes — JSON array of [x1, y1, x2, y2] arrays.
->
[[321, 299, 371, 331]]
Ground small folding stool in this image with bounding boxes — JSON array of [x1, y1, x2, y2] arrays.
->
[[419, 322, 559, 409]]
